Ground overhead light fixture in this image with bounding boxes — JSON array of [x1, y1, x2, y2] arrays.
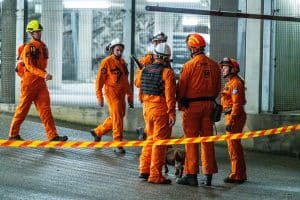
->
[[147, 0, 200, 3], [35, 4, 42, 14], [63, 0, 111, 9], [182, 16, 198, 26]]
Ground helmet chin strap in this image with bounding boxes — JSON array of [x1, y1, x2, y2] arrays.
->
[[223, 71, 236, 78], [190, 48, 204, 58], [223, 73, 230, 78]]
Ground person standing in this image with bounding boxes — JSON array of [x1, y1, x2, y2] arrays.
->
[[8, 20, 68, 142], [176, 33, 221, 186], [139, 32, 168, 67], [220, 57, 247, 184], [90, 38, 133, 154], [135, 43, 176, 184], [135, 32, 169, 139]]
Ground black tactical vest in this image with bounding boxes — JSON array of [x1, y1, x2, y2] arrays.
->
[[141, 63, 164, 96]]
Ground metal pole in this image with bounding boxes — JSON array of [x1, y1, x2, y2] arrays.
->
[[130, 0, 136, 93], [145, 5, 300, 22]]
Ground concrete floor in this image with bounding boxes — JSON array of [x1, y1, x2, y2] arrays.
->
[[0, 113, 300, 200]]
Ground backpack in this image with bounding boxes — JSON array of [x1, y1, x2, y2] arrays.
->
[[15, 43, 27, 77]]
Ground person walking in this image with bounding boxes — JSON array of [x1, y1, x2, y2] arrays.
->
[[8, 20, 68, 142], [135, 43, 176, 184], [176, 33, 221, 186], [220, 57, 247, 184], [90, 38, 133, 154]]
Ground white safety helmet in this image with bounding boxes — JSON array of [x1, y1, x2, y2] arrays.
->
[[151, 31, 168, 43], [153, 43, 171, 61], [106, 38, 125, 52]]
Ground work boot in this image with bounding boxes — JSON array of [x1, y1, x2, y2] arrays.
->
[[149, 179, 172, 185], [50, 135, 68, 141], [176, 174, 198, 186], [114, 147, 126, 154], [224, 176, 246, 184], [201, 174, 212, 186], [159, 179, 172, 184], [90, 130, 101, 142], [8, 135, 24, 141], [139, 173, 150, 180]]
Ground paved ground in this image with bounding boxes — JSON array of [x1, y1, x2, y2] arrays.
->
[[0, 113, 300, 200]]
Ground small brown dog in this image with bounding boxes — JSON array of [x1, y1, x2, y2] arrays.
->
[[165, 146, 185, 178], [136, 127, 185, 178]]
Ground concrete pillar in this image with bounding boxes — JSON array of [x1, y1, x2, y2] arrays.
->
[[123, 1, 133, 66], [71, 11, 78, 80], [78, 10, 93, 81], [244, 0, 263, 114], [261, 0, 274, 112], [41, 0, 63, 89], [123, 0, 135, 92], [1, 0, 17, 103], [237, 0, 247, 76], [15, 0, 25, 103]]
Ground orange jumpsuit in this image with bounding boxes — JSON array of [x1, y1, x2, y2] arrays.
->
[[9, 38, 58, 140], [94, 54, 133, 141], [221, 75, 247, 181], [135, 64, 176, 184], [177, 53, 221, 175]]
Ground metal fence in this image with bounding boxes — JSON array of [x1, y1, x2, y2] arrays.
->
[[0, 0, 299, 112]]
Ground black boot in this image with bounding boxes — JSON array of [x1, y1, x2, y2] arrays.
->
[[8, 135, 24, 141], [224, 176, 246, 184], [139, 173, 150, 180], [114, 147, 126, 154], [201, 174, 212, 186], [176, 174, 198, 186], [90, 130, 101, 142], [51, 135, 68, 141]]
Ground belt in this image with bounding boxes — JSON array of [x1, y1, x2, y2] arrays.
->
[[179, 97, 215, 108], [181, 96, 215, 102]]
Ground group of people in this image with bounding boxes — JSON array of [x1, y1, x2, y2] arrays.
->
[[8, 20, 247, 187], [134, 32, 247, 186]]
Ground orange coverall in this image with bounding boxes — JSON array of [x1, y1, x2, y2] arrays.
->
[[221, 75, 247, 181], [135, 65, 176, 184], [9, 39, 58, 140], [94, 54, 133, 141], [177, 54, 221, 175]]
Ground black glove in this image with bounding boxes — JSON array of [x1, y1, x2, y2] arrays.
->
[[226, 125, 232, 132]]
